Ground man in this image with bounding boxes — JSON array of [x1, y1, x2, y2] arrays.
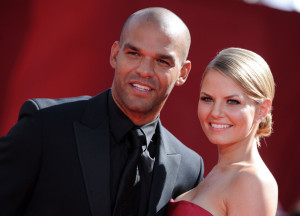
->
[[0, 7, 204, 216]]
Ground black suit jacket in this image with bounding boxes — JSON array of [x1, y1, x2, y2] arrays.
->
[[0, 89, 204, 216]]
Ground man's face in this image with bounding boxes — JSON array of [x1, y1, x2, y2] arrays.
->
[[110, 21, 190, 124]]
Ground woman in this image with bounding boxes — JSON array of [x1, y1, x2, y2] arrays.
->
[[165, 48, 278, 216]]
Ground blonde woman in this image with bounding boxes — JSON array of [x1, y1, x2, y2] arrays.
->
[[166, 48, 278, 216]]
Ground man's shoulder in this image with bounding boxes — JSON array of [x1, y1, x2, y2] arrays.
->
[[159, 124, 200, 158], [18, 95, 91, 119], [18, 89, 110, 120], [26, 95, 92, 110], [159, 124, 204, 195]]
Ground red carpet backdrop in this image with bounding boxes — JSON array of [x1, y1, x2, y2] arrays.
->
[[1, 0, 300, 212]]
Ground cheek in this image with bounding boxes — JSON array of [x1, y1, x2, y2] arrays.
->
[[197, 103, 209, 124], [114, 62, 133, 81], [230, 107, 255, 128], [117, 54, 138, 70], [157, 72, 176, 92], [116, 60, 130, 72]]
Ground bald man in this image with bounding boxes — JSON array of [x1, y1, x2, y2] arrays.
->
[[0, 7, 204, 216]]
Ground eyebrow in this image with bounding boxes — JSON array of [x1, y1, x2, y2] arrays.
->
[[200, 91, 242, 99], [123, 42, 176, 65], [123, 43, 140, 51], [200, 92, 210, 96], [225, 94, 242, 99]]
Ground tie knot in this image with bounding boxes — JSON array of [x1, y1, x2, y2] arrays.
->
[[128, 127, 146, 149]]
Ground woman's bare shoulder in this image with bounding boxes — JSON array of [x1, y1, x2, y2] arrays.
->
[[224, 165, 278, 216]]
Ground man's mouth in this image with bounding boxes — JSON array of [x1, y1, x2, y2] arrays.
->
[[131, 83, 152, 92]]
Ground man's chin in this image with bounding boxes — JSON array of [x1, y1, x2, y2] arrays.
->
[[127, 104, 153, 114]]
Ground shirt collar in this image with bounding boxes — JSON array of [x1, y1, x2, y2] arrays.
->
[[140, 117, 159, 147], [108, 92, 134, 144]]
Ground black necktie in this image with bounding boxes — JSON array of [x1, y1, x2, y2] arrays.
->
[[113, 127, 146, 216]]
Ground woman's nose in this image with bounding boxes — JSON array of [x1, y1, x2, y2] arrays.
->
[[210, 102, 224, 118]]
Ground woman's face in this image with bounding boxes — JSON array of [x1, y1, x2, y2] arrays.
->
[[198, 69, 259, 146]]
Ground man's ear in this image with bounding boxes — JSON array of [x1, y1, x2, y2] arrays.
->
[[175, 60, 191, 86], [110, 41, 120, 69], [257, 98, 272, 121]]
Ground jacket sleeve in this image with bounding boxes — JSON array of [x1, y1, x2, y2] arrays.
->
[[0, 96, 91, 215], [0, 100, 42, 215], [196, 155, 205, 185]]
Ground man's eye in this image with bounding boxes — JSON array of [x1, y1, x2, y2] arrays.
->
[[127, 52, 139, 56], [157, 59, 170, 66], [227, 99, 240, 105], [200, 97, 213, 102]]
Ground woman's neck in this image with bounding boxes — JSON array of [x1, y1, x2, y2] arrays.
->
[[216, 138, 260, 167]]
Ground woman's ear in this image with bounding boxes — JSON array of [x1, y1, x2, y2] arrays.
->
[[175, 60, 191, 86], [257, 98, 272, 121]]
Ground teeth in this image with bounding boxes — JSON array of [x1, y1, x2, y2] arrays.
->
[[211, 123, 231, 129], [132, 83, 151, 91]]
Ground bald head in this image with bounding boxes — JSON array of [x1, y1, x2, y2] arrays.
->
[[120, 7, 191, 62]]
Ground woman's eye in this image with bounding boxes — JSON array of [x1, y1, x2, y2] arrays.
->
[[227, 99, 240, 105], [200, 97, 213, 102]]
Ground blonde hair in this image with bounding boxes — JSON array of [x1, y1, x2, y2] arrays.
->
[[203, 47, 275, 145]]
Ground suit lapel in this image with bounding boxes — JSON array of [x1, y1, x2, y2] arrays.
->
[[148, 122, 181, 215], [72, 91, 181, 216], [73, 90, 111, 216]]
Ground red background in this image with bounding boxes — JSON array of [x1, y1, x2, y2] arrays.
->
[[1, 0, 300, 212]]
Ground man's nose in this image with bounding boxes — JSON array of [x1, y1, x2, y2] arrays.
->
[[136, 57, 154, 77]]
